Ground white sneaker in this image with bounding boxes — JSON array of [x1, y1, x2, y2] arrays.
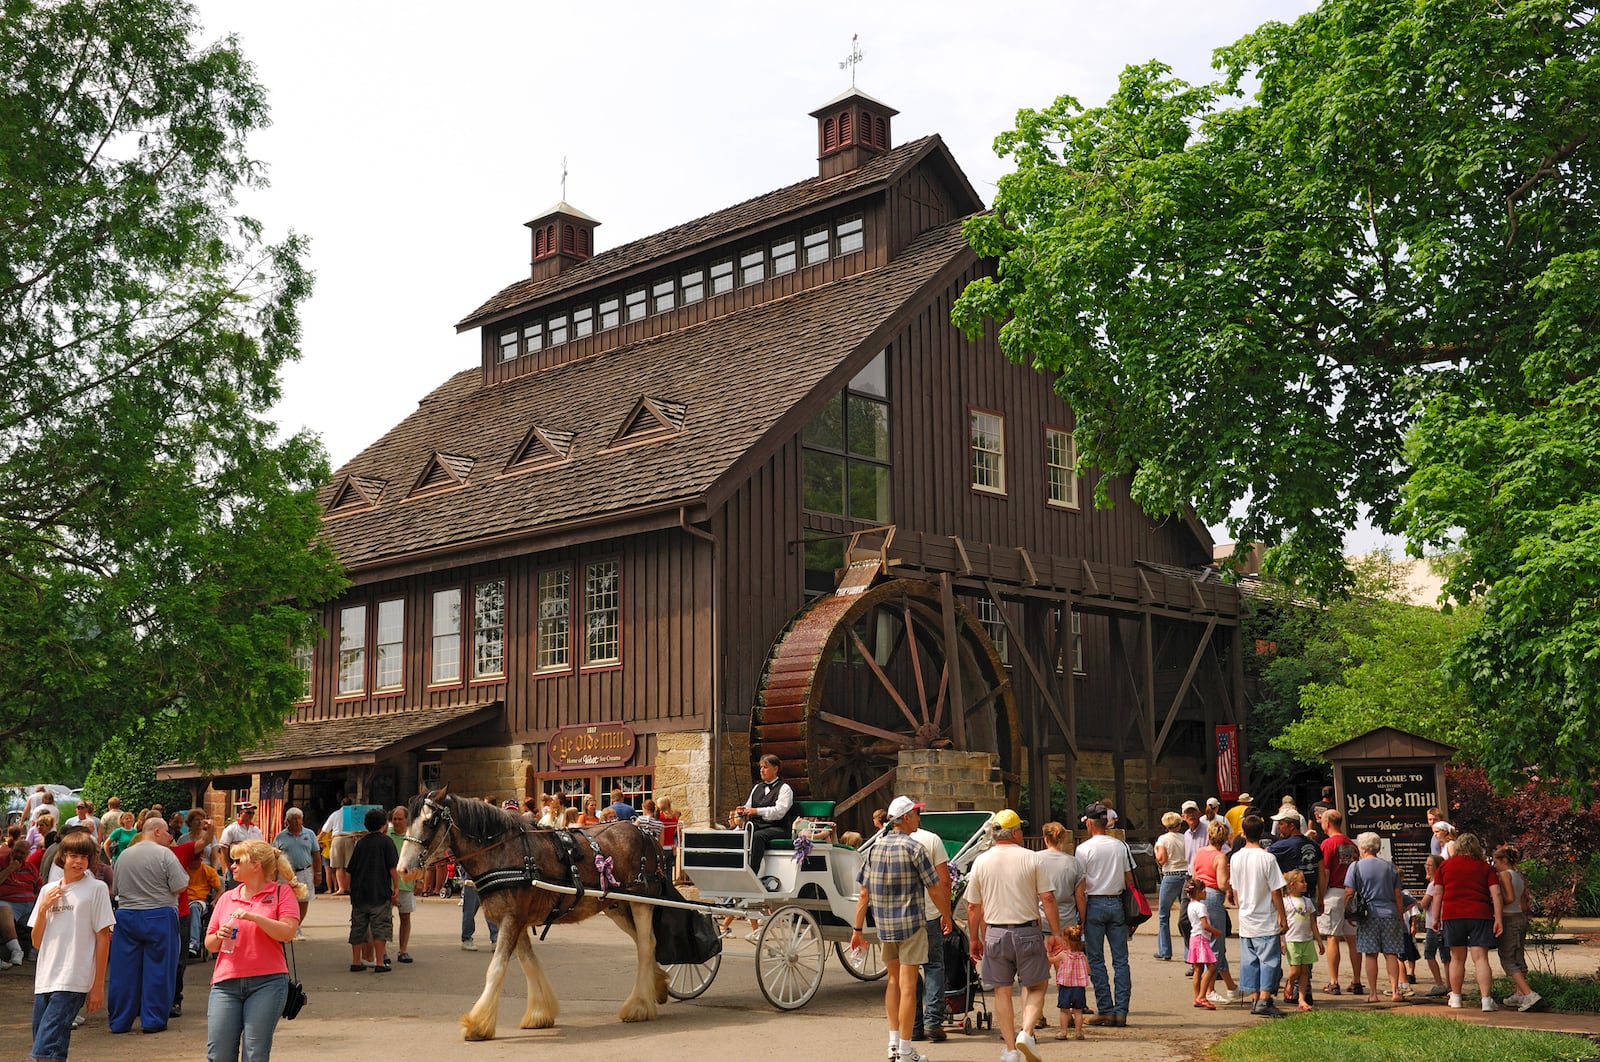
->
[[1228, 988, 1247, 1002], [1014, 1032, 1041, 1062], [1426, 984, 1450, 997], [1448, 993, 1463, 1008], [460, 940, 478, 951], [1482, 997, 1499, 1012], [897, 1050, 928, 1062], [1398, 982, 1414, 997], [999, 1051, 1022, 1062], [1206, 990, 1233, 1005], [1519, 991, 1542, 1012], [1502, 993, 1524, 1006]]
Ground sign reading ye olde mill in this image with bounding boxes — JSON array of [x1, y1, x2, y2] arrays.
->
[[550, 723, 635, 771], [1324, 727, 1455, 890]]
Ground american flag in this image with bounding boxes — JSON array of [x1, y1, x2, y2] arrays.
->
[[1215, 725, 1240, 800]]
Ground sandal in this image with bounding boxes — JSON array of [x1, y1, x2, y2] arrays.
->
[[1054, 1033, 1071, 1041], [1194, 999, 1216, 1010], [1324, 983, 1341, 995], [1349, 983, 1366, 994]]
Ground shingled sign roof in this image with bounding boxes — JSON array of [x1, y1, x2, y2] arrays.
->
[[321, 219, 975, 571], [456, 137, 964, 330]]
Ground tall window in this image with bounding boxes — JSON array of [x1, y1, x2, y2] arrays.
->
[[292, 642, 313, 701], [546, 313, 568, 347], [430, 588, 462, 685], [536, 568, 571, 672], [583, 560, 620, 666], [970, 409, 1005, 493], [573, 305, 594, 338], [338, 604, 366, 696], [473, 579, 506, 679], [375, 598, 404, 692], [498, 330, 518, 361], [1045, 427, 1078, 508], [522, 320, 543, 354], [652, 278, 675, 314], [801, 350, 891, 523], [1071, 609, 1085, 674], [976, 598, 1009, 664]]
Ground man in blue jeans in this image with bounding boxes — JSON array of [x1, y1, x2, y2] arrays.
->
[[1074, 803, 1135, 1026], [460, 880, 500, 951]]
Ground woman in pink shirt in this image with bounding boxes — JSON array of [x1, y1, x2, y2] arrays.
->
[[205, 840, 307, 1061]]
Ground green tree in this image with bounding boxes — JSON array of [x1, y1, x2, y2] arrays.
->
[[954, 0, 1597, 792], [0, 0, 345, 774], [81, 724, 192, 816]]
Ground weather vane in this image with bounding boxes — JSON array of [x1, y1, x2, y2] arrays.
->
[[561, 156, 568, 201], [839, 33, 863, 87]]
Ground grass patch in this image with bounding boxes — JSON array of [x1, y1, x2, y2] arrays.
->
[[1493, 971, 1600, 1014], [1206, 1010, 1596, 1061]]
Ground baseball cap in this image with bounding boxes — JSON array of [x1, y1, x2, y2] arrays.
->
[[1082, 802, 1110, 821], [503, 800, 521, 811], [1270, 809, 1303, 824], [886, 795, 925, 821], [990, 808, 1023, 830], [1206, 797, 1221, 807], [1181, 800, 1199, 813], [235, 802, 256, 812], [1237, 793, 1254, 804]]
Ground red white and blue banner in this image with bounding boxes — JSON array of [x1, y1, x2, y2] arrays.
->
[[1215, 724, 1241, 801]]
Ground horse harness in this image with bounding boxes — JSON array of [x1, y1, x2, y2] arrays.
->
[[419, 796, 661, 939]]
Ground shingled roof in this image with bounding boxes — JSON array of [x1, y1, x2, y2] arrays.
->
[[321, 219, 976, 572], [456, 136, 965, 331]]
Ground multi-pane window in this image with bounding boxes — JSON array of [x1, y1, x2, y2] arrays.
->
[[498, 330, 518, 362], [430, 588, 462, 684], [803, 226, 830, 266], [1071, 609, 1085, 674], [976, 597, 1009, 664], [523, 320, 543, 354], [573, 305, 594, 339], [338, 604, 366, 696], [836, 216, 864, 254], [473, 579, 506, 679], [970, 409, 1005, 493], [599, 297, 620, 331], [1051, 606, 1086, 675], [624, 288, 647, 323], [292, 642, 314, 701], [535, 568, 571, 672], [710, 259, 734, 295], [681, 268, 704, 304], [801, 350, 891, 522], [652, 278, 675, 314], [1046, 427, 1078, 508], [771, 238, 796, 275], [546, 313, 569, 347], [739, 248, 765, 286], [375, 598, 404, 691], [583, 560, 620, 666]]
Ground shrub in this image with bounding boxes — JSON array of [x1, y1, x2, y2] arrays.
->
[[82, 726, 192, 815]]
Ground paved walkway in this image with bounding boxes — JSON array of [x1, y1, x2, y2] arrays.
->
[[2, 896, 1597, 1060]]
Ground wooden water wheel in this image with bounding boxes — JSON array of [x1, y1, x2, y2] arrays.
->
[[751, 576, 1020, 830]]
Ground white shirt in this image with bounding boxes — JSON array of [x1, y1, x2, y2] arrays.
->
[[29, 875, 115, 993], [323, 808, 356, 836], [909, 827, 950, 916], [1074, 833, 1134, 896], [219, 821, 264, 850], [1229, 845, 1286, 937]]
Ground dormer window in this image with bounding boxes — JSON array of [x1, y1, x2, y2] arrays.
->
[[546, 313, 568, 347], [652, 278, 675, 314], [327, 474, 386, 515], [610, 397, 686, 448], [506, 424, 574, 473], [411, 452, 473, 498], [711, 259, 734, 295], [739, 248, 765, 287]]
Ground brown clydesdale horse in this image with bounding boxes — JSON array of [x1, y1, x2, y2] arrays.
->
[[398, 788, 674, 1040]]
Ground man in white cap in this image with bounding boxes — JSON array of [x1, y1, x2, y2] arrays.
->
[[1075, 803, 1135, 1028], [965, 808, 1062, 1062], [217, 802, 263, 889], [905, 801, 953, 1045], [850, 796, 952, 1062]]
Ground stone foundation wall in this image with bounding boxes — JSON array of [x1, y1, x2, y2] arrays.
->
[[895, 749, 1006, 813], [439, 745, 530, 802]]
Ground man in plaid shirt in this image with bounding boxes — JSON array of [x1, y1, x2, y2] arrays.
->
[[851, 796, 953, 1062]]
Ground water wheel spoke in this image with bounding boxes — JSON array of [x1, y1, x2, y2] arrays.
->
[[903, 604, 932, 725], [931, 661, 949, 731], [963, 678, 1010, 717], [834, 765, 896, 816], [818, 710, 916, 747], [847, 627, 922, 733]]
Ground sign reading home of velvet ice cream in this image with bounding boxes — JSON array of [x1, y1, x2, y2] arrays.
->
[[550, 723, 635, 770], [1325, 727, 1455, 891]]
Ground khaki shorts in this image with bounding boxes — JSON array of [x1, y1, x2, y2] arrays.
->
[[395, 891, 416, 915], [1317, 892, 1356, 938], [883, 926, 929, 966], [293, 866, 316, 903], [331, 833, 358, 869]]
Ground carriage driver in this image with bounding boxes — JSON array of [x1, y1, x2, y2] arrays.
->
[[732, 753, 797, 872]]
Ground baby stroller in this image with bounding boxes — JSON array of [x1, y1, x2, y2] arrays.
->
[[942, 922, 991, 1034], [438, 853, 467, 899]]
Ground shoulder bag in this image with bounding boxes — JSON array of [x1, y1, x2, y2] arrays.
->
[[281, 884, 308, 1019], [1119, 841, 1152, 930], [1344, 861, 1370, 923]]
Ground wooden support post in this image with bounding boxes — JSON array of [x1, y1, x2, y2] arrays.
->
[[1154, 618, 1218, 762], [1059, 602, 1079, 814], [1143, 609, 1157, 828], [940, 573, 967, 750], [1108, 619, 1129, 817]]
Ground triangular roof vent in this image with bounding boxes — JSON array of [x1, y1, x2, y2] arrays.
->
[[410, 452, 474, 497], [610, 397, 686, 447], [505, 425, 575, 472], [327, 474, 387, 515]]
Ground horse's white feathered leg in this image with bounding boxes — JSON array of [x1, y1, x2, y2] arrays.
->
[[605, 901, 663, 1022], [514, 924, 559, 1029], [460, 920, 514, 1040]]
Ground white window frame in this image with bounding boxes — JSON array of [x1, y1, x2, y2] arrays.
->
[[374, 597, 404, 692], [535, 567, 572, 673], [1045, 427, 1079, 509], [430, 587, 462, 686], [472, 578, 507, 680], [337, 604, 367, 696], [970, 409, 1006, 494], [976, 597, 1008, 664], [582, 559, 621, 667]]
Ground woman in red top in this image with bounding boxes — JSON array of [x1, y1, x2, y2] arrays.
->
[[205, 840, 306, 1061], [1434, 833, 1503, 1011]]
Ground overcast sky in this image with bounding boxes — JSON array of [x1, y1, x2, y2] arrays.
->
[[193, 1, 1399, 552]]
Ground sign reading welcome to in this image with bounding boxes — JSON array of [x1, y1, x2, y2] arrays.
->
[[550, 723, 636, 771], [1340, 764, 1439, 888]]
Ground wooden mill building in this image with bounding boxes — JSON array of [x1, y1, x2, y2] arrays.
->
[[166, 89, 1244, 834]]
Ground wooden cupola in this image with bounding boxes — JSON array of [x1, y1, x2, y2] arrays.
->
[[525, 201, 600, 283], [810, 87, 897, 179]]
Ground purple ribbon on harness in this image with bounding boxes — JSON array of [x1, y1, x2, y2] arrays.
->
[[792, 835, 813, 863], [594, 853, 619, 891]]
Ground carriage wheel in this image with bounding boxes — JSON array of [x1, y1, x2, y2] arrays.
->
[[754, 905, 827, 1010], [753, 579, 1020, 828], [834, 940, 887, 980], [665, 950, 722, 1001]]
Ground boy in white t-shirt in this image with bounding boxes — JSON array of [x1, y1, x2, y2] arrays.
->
[[28, 831, 114, 1062], [1280, 869, 1323, 1011]]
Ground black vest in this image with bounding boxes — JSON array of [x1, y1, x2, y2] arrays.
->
[[748, 780, 798, 831]]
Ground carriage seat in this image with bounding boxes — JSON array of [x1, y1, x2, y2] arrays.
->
[[764, 801, 838, 850]]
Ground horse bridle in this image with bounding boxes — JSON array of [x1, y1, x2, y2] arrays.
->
[[400, 792, 454, 871]]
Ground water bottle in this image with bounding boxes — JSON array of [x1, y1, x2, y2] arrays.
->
[[220, 911, 240, 953]]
